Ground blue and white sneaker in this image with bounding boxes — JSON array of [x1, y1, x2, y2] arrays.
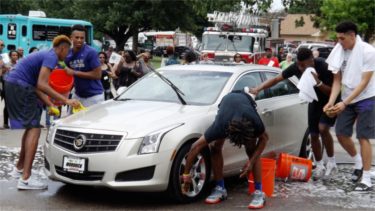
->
[[248, 190, 266, 209], [205, 186, 228, 204]]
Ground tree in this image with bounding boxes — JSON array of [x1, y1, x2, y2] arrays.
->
[[1, 0, 275, 51], [319, 0, 375, 41]]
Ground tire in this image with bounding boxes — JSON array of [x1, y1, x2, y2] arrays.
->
[[167, 142, 211, 203], [299, 128, 313, 160]]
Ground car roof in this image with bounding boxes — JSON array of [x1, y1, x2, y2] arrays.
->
[[158, 64, 281, 75]]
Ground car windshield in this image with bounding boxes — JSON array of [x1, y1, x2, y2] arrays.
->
[[117, 70, 232, 105]]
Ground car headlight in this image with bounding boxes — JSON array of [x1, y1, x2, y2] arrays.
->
[[138, 123, 184, 154], [46, 123, 56, 143]]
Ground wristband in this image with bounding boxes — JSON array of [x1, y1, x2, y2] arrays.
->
[[315, 81, 323, 87]]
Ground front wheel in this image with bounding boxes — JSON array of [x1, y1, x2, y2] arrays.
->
[[299, 129, 313, 160], [167, 142, 211, 203]]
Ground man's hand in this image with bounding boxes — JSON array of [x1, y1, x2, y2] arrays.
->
[[249, 87, 260, 96], [323, 102, 337, 118], [48, 106, 60, 117], [240, 159, 254, 178], [64, 67, 75, 76], [181, 173, 192, 194], [65, 99, 80, 108]]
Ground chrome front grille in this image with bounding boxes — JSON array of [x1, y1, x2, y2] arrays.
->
[[53, 129, 122, 153]]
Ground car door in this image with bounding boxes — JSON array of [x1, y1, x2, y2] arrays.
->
[[261, 71, 308, 156], [221, 71, 272, 175]]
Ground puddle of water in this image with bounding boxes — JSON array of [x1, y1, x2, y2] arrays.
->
[[0, 146, 46, 181], [274, 164, 375, 209]]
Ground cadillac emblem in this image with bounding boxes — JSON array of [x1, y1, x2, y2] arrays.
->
[[73, 134, 87, 151]]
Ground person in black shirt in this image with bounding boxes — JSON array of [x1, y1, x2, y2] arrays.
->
[[182, 90, 269, 209], [250, 48, 338, 181]]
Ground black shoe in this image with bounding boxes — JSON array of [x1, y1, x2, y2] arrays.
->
[[353, 182, 372, 192], [351, 168, 363, 183], [3, 124, 9, 129]]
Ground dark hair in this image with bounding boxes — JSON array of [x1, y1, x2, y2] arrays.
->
[[227, 118, 256, 148], [124, 50, 137, 61], [336, 21, 358, 35], [71, 24, 87, 33], [184, 50, 197, 63], [297, 48, 313, 61], [8, 50, 19, 58], [234, 53, 241, 59], [265, 48, 272, 52], [166, 46, 174, 55], [29, 47, 38, 54], [98, 52, 108, 63]]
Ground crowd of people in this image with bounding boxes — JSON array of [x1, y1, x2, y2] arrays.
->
[[0, 20, 374, 210]]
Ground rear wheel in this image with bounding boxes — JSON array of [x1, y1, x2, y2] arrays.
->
[[167, 142, 211, 203]]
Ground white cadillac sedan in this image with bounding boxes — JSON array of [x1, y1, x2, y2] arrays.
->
[[44, 64, 311, 202]]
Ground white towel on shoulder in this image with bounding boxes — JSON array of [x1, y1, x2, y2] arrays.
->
[[326, 35, 364, 89], [297, 67, 318, 102]]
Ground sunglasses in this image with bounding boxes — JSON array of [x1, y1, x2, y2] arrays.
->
[[99, 57, 105, 59]]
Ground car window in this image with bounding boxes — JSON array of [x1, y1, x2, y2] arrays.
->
[[119, 70, 232, 105], [232, 72, 265, 100], [263, 72, 299, 97]]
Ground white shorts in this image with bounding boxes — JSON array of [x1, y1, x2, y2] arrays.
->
[[70, 91, 104, 113]]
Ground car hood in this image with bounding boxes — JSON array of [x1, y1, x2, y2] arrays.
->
[[55, 100, 210, 138]]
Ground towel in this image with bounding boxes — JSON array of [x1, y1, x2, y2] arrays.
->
[[297, 67, 318, 102], [326, 35, 364, 89]]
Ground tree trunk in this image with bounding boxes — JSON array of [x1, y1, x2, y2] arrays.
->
[[132, 31, 139, 53]]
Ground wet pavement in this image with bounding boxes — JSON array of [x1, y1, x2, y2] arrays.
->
[[1, 143, 375, 210]]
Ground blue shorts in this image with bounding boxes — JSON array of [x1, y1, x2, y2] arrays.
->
[[335, 96, 375, 139], [4, 81, 42, 129]]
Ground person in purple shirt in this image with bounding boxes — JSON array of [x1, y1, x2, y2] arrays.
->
[[4, 35, 80, 190], [64, 24, 103, 109]]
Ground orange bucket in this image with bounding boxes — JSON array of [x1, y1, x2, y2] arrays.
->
[[248, 158, 276, 197], [276, 153, 312, 181], [48, 69, 73, 106]]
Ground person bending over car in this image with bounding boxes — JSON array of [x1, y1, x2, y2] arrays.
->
[[182, 90, 269, 209]]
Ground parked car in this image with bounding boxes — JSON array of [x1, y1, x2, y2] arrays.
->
[[311, 46, 334, 59], [44, 64, 311, 203], [293, 42, 334, 60]]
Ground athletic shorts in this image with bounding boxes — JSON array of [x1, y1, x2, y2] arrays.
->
[[4, 81, 42, 129], [335, 96, 375, 139], [308, 100, 336, 135]]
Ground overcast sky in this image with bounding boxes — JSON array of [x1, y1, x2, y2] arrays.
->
[[271, 0, 285, 11]]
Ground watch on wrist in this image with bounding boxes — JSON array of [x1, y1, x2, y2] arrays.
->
[[315, 81, 323, 87]]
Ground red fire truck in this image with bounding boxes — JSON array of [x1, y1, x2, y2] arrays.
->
[[201, 11, 269, 63]]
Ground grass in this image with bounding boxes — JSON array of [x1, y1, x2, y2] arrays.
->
[[150, 56, 162, 69]]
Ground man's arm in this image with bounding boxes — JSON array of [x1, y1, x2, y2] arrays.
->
[[250, 74, 284, 95], [240, 132, 268, 178], [65, 66, 102, 80], [332, 71, 373, 114], [323, 72, 342, 112], [311, 72, 332, 96], [183, 136, 209, 175]]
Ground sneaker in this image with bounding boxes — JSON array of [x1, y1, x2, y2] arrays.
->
[[353, 182, 372, 192], [10, 167, 23, 179], [17, 175, 47, 190], [323, 162, 338, 180], [205, 186, 227, 204], [10, 168, 41, 179], [352, 168, 363, 183], [248, 190, 266, 209], [313, 164, 326, 181]]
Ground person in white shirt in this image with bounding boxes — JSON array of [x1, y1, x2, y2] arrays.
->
[[324, 21, 375, 191]]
